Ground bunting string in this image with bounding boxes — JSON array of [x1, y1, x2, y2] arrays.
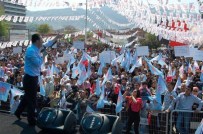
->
[[0, 15, 85, 22]]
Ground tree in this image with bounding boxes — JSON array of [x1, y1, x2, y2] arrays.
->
[[0, 6, 10, 41], [37, 24, 52, 35], [27, 23, 38, 32], [87, 31, 93, 38], [63, 25, 77, 34], [139, 32, 162, 49]]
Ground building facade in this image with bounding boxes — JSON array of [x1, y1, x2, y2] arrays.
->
[[0, 0, 26, 30]]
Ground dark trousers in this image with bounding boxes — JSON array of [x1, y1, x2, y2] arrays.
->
[[126, 111, 140, 134], [15, 74, 38, 124]]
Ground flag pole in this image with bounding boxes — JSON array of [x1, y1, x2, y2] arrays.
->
[[85, 0, 88, 44]]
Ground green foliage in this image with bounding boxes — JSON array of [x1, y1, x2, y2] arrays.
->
[[27, 23, 38, 32], [0, 5, 3, 15], [78, 36, 85, 41], [87, 31, 93, 38], [0, 6, 9, 40], [139, 32, 161, 49], [37, 24, 52, 34], [63, 25, 77, 34]]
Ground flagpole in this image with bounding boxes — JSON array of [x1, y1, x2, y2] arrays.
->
[[85, 0, 88, 44]]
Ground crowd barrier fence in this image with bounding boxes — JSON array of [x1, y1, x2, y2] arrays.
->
[[1, 99, 203, 134], [170, 110, 203, 134]]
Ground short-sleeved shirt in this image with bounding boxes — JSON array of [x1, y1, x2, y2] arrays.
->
[[126, 96, 142, 112]]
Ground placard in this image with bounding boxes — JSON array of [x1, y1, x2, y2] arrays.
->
[[184, 47, 197, 58], [136, 46, 149, 56], [193, 50, 203, 61], [174, 46, 189, 57], [9, 29, 29, 41], [55, 57, 64, 64], [63, 53, 73, 62], [99, 51, 116, 63], [73, 41, 84, 49], [13, 47, 22, 54], [91, 56, 98, 63]]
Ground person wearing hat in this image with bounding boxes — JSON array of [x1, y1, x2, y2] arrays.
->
[[14, 33, 63, 126]]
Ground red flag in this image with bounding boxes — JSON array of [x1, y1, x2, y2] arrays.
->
[[166, 76, 173, 83], [82, 60, 89, 67], [90, 83, 96, 94], [114, 83, 120, 94]]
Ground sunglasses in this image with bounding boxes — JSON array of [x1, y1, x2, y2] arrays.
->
[[193, 90, 198, 92]]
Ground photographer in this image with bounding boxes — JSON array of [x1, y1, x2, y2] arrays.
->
[[66, 85, 80, 110]]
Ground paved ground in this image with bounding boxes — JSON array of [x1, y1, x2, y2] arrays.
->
[[0, 113, 81, 134]]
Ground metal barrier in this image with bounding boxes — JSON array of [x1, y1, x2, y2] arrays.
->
[[170, 110, 203, 134], [97, 103, 117, 115], [118, 108, 169, 134], [147, 112, 169, 134]]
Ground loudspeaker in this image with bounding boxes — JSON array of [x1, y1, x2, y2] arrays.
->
[[37, 107, 77, 134], [80, 113, 122, 134]]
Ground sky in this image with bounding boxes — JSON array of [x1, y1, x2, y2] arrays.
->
[[26, 0, 200, 11]]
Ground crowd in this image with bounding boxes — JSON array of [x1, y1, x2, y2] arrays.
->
[[0, 37, 203, 134]]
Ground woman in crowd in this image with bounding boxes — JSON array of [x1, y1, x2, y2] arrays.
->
[[123, 88, 142, 134]]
